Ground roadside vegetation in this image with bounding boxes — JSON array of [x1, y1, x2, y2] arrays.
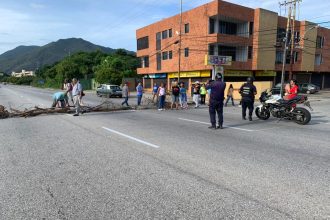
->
[[0, 49, 140, 88]]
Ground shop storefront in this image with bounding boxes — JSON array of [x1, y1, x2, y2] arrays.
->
[[168, 70, 211, 95], [143, 73, 167, 90]]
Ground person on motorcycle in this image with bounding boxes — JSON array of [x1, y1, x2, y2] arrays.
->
[[239, 77, 257, 121], [284, 79, 298, 100]]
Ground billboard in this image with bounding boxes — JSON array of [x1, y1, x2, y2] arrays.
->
[[205, 55, 232, 66]]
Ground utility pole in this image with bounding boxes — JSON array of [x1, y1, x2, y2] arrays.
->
[[178, 0, 183, 83], [279, 0, 302, 96]]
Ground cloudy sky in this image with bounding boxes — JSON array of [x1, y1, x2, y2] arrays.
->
[[0, 0, 329, 54]]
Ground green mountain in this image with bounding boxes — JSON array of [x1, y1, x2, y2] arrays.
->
[[0, 38, 131, 74]]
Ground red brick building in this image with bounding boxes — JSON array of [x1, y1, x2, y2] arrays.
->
[[136, 0, 330, 91]]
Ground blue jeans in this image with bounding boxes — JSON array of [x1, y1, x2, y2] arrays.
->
[[122, 97, 129, 106], [159, 95, 165, 109], [137, 95, 142, 105]]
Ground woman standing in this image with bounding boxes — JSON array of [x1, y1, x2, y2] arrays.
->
[[192, 82, 200, 108], [225, 84, 235, 106], [157, 83, 166, 111], [179, 82, 188, 109]]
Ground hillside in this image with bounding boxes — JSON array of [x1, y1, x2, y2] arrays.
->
[[0, 38, 132, 74]]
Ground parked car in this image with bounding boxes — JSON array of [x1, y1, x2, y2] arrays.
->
[[297, 83, 320, 94], [96, 84, 122, 98], [271, 83, 283, 95], [271, 82, 320, 95]]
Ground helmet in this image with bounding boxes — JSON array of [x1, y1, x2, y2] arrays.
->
[[247, 77, 254, 83], [215, 72, 223, 80]]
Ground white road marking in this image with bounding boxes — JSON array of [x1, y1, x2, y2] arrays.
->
[[202, 108, 241, 115], [178, 118, 255, 132], [102, 127, 160, 148]]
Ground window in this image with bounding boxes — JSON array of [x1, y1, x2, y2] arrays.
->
[[293, 51, 299, 63], [162, 51, 168, 60], [139, 56, 149, 68], [316, 36, 324, 48], [248, 46, 253, 59], [209, 44, 215, 55], [169, 51, 173, 59], [184, 48, 189, 57], [315, 54, 323, 65], [184, 23, 190, 33], [277, 28, 286, 42], [209, 18, 215, 34], [275, 51, 283, 64], [168, 29, 173, 38], [219, 21, 237, 35], [156, 53, 162, 70], [249, 22, 254, 35], [156, 32, 161, 50], [294, 31, 300, 44], [218, 45, 236, 61], [137, 36, 149, 50], [162, 30, 168, 39]]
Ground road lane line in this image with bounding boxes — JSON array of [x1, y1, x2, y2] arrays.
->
[[178, 118, 255, 132], [202, 108, 241, 115], [102, 127, 160, 148]]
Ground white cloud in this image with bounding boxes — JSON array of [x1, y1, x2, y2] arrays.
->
[[30, 3, 46, 9]]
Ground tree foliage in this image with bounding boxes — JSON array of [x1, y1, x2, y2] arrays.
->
[[33, 50, 139, 88]]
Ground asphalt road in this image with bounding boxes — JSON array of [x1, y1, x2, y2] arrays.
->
[[0, 85, 329, 219]]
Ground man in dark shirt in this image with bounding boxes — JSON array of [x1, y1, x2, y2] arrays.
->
[[206, 73, 226, 129], [239, 77, 257, 121]]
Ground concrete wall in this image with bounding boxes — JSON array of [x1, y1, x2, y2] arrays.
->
[[252, 9, 277, 70], [226, 81, 273, 100], [300, 21, 317, 72]]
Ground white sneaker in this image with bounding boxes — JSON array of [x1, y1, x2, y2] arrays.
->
[[158, 108, 162, 111]]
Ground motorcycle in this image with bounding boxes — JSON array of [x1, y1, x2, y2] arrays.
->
[[255, 90, 313, 125]]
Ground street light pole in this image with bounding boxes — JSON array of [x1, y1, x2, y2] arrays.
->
[[178, 0, 182, 82], [280, 5, 292, 97]]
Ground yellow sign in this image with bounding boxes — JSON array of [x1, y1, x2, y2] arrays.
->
[[168, 70, 211, 78], [224, 70, 253, 77], [255, 71, 276, 77]]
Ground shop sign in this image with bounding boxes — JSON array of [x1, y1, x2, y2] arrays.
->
[[224, 70, 253, 77], [255, 71, 276, 77], [205, 55, 232, 66], [168, 70, 211, 78], [144, 73, 167, 79]]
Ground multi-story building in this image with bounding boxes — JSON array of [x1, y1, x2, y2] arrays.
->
[[136, 0, 330, 94], [11, 69, 35, 78]]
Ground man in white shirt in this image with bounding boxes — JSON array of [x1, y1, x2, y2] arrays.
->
[[72, 78, 82, 116]]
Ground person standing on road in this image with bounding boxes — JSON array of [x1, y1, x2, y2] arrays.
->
[[63, 79, 74, 106], [200, 84, 207, 105], [206, 73, 226, 129], [239, 77, 257, 121], [121, 82, 130, 107], [136, 82, 143, 106], [179, 82, 188, 109], [171, 81, 180, 110], [225, 84, 235, 107], [157, 83, 166, 111], [72, 78, 83, 116], [152, 83, 159, 103], [192, 82, 200, 108]]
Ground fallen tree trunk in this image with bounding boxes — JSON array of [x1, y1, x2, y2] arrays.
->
[[0, 101, 134, 119]]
